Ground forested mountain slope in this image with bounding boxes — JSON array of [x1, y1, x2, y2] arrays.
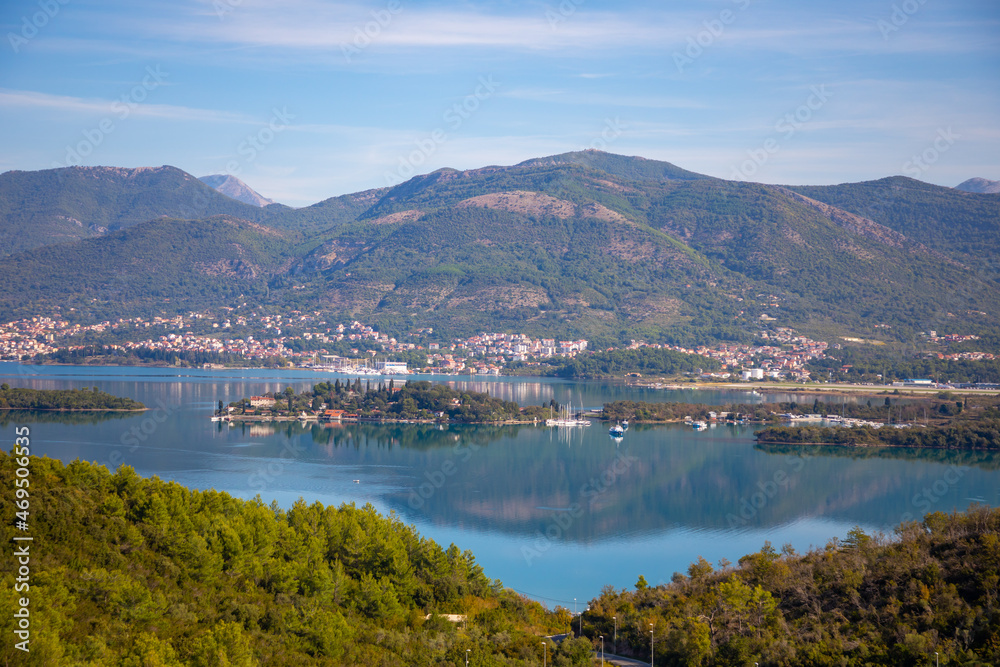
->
[[0, 452, 569, 666]]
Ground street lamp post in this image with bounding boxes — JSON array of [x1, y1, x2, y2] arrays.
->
[[542, 642, 546, 667], [600, 636, 604, 666], [650, 623, 654, 667], [936, 652, 939, 667], [613, 616, 617, 655], [465, 648, 470, 666]]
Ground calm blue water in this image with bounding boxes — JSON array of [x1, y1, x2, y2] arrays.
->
[[2, 362, 997, 608]]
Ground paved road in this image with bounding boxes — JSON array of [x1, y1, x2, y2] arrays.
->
[[597, 652, 649, 666]]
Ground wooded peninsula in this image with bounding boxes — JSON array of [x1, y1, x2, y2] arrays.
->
[[224, 380, 553, 423], [0, 384, 145, 411]]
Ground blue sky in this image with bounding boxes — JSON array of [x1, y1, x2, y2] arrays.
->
[[1, 0, 998, 206]]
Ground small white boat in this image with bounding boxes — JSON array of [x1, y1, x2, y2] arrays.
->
[[545, 404, 591, 426], [609, 423, 625, 437], [692, 420, 708, 431]]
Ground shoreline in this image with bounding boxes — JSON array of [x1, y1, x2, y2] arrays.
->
[[217, 415, 541, 425], [7, 360, 1000, 396], [0, 407, 146, 412], [689, 382, 1000, 397], [756, 438, 1000, 451]]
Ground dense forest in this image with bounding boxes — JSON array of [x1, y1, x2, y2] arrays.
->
[[578, 507, 1000, 666], [602, 400, 726, 422], [233, 380, 551, 423], [601, 393, 987, 425], [0, 384, 145, 411], [756, 419, 1000, 450], [4, 451, 999, 665], [0, 452, 581, 666]]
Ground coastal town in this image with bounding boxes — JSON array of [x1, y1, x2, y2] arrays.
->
[[0, 310, 837, 378], [0, 310, 990, 383]]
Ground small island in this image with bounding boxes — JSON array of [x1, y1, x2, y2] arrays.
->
[[0, 384, 146, 411], [221, 379, 552, 424], [756, 420, 1000, 450], [754, 392, 1000, 450]]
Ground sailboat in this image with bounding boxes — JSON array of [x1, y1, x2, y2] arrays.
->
[[546, 403, 591, 426]]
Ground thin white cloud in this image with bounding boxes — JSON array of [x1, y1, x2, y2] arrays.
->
[[0, 89, 253, 124], [501, 88, 708, 109], [126, 2, 998, 57], [116, 3, 696, 53]]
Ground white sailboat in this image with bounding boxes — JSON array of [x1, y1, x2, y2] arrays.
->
[[546, 403, 591, 426]]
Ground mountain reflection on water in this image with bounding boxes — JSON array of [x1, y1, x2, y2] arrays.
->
[[3, 363, 997, 604]]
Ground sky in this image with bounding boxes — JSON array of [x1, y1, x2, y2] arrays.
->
[[1, 0, 998, 207]]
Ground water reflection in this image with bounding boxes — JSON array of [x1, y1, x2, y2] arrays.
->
[[0, 410, 134, 427], [3, 363, 997, 604]]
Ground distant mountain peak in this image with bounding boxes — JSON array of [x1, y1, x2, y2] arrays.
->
[[955, 177, 1000, 194], [199, 174, 275, 207], [515, 150, 713, 182]]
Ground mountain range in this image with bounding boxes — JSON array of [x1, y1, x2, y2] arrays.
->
[[1, 151, 997, 346], [956, 177, 1000, 194], [199, 173, 276, 207]]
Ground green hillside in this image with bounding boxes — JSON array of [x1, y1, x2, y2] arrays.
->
[[2, 153, 999, 346], [0, 216, 296, 320], [3, 451, 997, 666], [0, 166, 279, 255], [266, 187, 389, 237], [278, 161, 1000, 343], [0, 451, 570, 666], [581, 507, 1000, 666], [516, 149, 716, 182], [788, 177, 1000, 270]]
